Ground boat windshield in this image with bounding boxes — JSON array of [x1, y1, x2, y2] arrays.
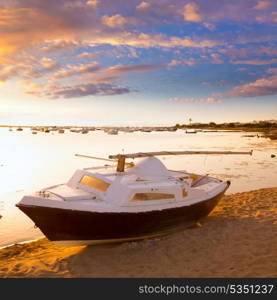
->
[[79, 175, 110, 192]]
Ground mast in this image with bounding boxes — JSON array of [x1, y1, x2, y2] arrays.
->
[[75, 154, 115, 162], [109, 150, 253, 160], [75, 153, 133, 171], [116, 155, 126, 172]]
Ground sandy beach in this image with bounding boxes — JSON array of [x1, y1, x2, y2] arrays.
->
[[0, 187, 276, 278]]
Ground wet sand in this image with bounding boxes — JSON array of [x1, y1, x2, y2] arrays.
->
[[0, 187, 276, 278]]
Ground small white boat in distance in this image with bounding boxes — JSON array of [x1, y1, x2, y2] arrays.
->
[[185, 129, 197, 134], [16, 150, 252, 246]]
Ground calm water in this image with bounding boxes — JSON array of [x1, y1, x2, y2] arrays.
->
[[0, 128, 276, 247]]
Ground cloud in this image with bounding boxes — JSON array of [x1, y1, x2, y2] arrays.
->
[[266, 67, 277, 74], [1, 0, 276, 103], [79, 63, 159, 83], [0, 5, 94, 56], [167, 58, 196, 67], [0, 0, 275, 60], [103, 64, 159, 74], [0, 65, 22, 82], [0, 2, 219, 63], [102, 14, 128, 28], [104, 32, 218, 48], [136, 2, 151, 10], [183, 2, 202, 22], [41, 40, 81, 53], [203, 22, 216, 31], [40, 57, 58, 69], [86, 0, 99, 8], [52, 61, 101, 80], [0, 60, 37, 81], [211, 53, 223, 64], [128, 48, 138, 58], [168, 97, 221, 103], [51, 63, 157, 81], [222, 45, 277, 60], [167, 60, 181, 67], [64, 1, 89, 9], [272, 11, 277, 22], [51, 69, 73, 80], [231, 58, 277, 65], [77, 52, 101, 59], [218, 74, 277, 97], [253, 0, 271, 10], [26, 82, 131, 99], [72, 62, 101, 73]]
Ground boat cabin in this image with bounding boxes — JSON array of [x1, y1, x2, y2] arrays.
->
[[28, 150, 252, 210], [66, 157, 193, 206]]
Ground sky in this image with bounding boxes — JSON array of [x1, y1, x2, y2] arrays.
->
[[0, 0, 276, 126]]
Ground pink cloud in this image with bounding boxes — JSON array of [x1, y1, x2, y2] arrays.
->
[[103, 64, 160, 74], [52, 62, 101, 80], [203, 22, 216, 31], [253, 0, 271, 10], [231, 58, 277, 65], [102, 14, 132, 28], [25, 82, 130, 99], [183, 2, 202, 22], [42, 40, 81, 53], [136, 2, 151, 10], [77, 52, 101, 59], [218, 74, 277, 98], [86, 0, 99, 8], [211, 53, 223, 64], [167, 58, 196, 67], [40, 57, 58, 69], [168, 97, 221, 103], [266, 68, 277, 74]]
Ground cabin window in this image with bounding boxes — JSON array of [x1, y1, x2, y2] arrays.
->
[[79, 175, 110, 192], [132, 193, 175, 201]]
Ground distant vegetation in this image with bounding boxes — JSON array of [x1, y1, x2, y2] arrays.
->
[[175, 121, 277, 132]]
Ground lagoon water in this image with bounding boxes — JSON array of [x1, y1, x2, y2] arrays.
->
[[0, 128, 276, 247]]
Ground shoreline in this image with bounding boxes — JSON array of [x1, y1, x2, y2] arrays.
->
[[0, 186, 276, 278], [0, 124, 274, 132]]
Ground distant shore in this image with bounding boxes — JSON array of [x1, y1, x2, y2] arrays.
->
[[0, 187, 276, 278], [0, 124, 275, 133]]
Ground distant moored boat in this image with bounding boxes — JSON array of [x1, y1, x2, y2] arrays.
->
[[186, 129, 197, 134]]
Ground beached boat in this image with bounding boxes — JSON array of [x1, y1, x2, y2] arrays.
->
[[16, 150, 252, 246]]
